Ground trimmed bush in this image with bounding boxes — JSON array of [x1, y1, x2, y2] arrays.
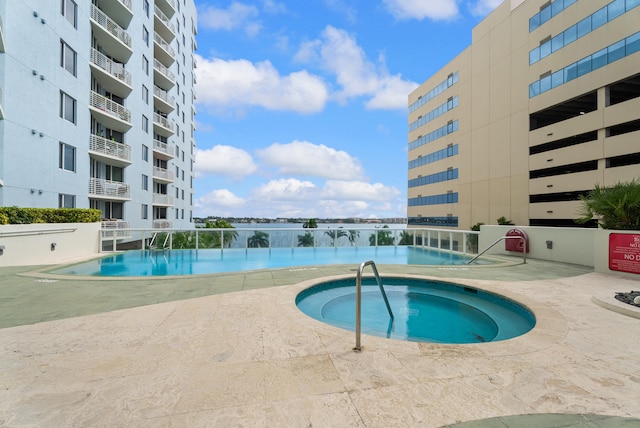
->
[[0, 207, 102, 224]]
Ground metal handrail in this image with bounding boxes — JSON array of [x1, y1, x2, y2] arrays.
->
[[354, 260, 394, 351], [467, 236, 527, 264]]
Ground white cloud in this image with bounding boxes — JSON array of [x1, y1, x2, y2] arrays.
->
[[199, 1, 261, 36], [262, 0, 288, 14], [195, 55, 329, 114], [294, 26, 418, 110], [383, 0, 460, 21], [194, 145, 258, 179], [321, 180, 401, 202], [257, 140, 365, 180], [470, 0, 503, 16], [251, 178, 318, 201], [194, 189, 245, 217]]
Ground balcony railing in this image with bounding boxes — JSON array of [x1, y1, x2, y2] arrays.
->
[[153, 139, 175, 158], [89, 135, 131, 162], [90, 48, 131, 86], [153, 58, 175, 82], [153, 220, 173, 229], [89, 178, 131, 199], [154, 5, 175, 34], [154, 32, 175, 58], [153, 166, 174, 181], [152, 193, 174, 206], [101, 220, 131, 239], [153, 112, 174, 132], [90, 5, 131, 48], [153, 85, 175, 107], [90, 91, 131, 123]]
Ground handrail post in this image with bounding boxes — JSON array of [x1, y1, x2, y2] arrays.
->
[[355, 260, 394, 352], [467, 236, 527, 265]]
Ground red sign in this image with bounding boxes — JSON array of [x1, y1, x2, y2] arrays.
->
[[609, 233, 640, 274]]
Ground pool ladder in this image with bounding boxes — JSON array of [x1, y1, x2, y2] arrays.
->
[[354, 260, 394, 352]]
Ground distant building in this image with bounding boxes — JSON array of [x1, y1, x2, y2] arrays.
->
[[0, 0, 198, 229], [407, 0, 640, 229]]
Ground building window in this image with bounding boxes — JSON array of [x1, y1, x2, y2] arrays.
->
[[142, 145, 149, 161], [61, 0, 77, 28], [142, 85, 149, 104], [143, 55, 149, 75], [142, 174, 148, 190], [59, 142, 76, 171], [143, 26, 149, 47], [142, 115, 148, 133], [58, 194, 76, 208], [60, 92, 76, 124], [142, 204, 148, 219], [60, 41, 76, 76], [143, 0, 150, 17]]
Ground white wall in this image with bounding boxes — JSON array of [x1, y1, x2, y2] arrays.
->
[[0, 223, 101, 266]]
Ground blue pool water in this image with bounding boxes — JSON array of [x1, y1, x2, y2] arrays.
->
[[53, 246, 482, 277], [296, 277, 535, 344]]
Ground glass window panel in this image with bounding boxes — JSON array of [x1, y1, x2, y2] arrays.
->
[[563, 25, 577, 45], [608, 0, 625, 19], [540, 39, 551, 58], [628, 0, 640, 10], [529, 81, 540, 98], [551, 33, 563, 52], [626, 32, 640, 55], [608, 39, 625, 62], [592, 48, 608, 70], [530, 47, 540, 64], [592, 7, 607, 30], [577, 57, 592, 77], [540, 75, 552, 93], [565, 0, 576, 7], [564, 63, 578, 82], [530, 14, 541, 32], [551, 70, 563, 88], [552, 0, 564, 16], [577, 16, 591, 38], [540, 5, 551, 25]]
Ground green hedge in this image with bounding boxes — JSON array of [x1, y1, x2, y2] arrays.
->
[[0, 207, 102, 224]]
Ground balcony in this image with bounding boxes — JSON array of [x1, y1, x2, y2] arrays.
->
[[155, 0, 176, 19], [90, 49, 132, 96], [153, 32, 175, 67], [154, 5, 175, 42], [89, 91, 132, 132], [153, 112, 175, 137], [153, 219, 173, 229], [152, 193, 174, 206], [101, 220, 131, 239], [90, 5, 132, 62], [153, 59, 175, 90], [95, 0, 133, 29], [153, 85, 175, 113], [89, 135, 132, 166], [153, 139, 175, 160], [89, 178, 131, 200], [153, 166, 174, 183]]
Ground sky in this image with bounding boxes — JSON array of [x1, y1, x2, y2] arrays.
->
[[192, 0, 503, 219]]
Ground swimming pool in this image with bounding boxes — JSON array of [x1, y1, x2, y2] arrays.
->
[[296, 277, 536, 344], [53, 246, 485, 277]]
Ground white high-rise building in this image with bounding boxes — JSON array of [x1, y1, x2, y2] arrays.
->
[[0, 0, 198, 230]]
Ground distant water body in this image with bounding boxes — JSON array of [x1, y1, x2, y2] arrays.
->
[[232, 223, 406, 230]]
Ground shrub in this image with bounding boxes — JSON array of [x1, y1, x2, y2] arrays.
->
[[0, 207, 102, 224], [576, 180, 640, 229]]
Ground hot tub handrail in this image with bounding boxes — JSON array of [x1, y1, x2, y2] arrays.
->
[[467, 236, 526, 265], [355, 260, 393, 351]]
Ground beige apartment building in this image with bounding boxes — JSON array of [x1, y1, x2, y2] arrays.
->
[[407, 0, 640, 230]]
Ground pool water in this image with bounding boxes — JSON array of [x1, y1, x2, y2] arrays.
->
[[53, 246, 484, 277], [296, 277, 535, 344]]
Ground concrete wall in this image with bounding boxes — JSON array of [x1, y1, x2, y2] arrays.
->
[[0, 223, 101, 266]]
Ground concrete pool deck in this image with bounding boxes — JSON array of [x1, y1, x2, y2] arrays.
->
[[0, 258, 639, 426]]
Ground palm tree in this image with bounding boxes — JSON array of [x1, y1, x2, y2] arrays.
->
[[398, 230, 413, 245], [202, 219, 239, 248], [347, 229, 360, 246], [302, 218, 318, 228], [171, 231, 197, 249], [248, 231, 270, 248], [325, 228, 347, 246], [576, 179, 640, 229], [369, 225, 395, 246], [297, 232, 314, 247]]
